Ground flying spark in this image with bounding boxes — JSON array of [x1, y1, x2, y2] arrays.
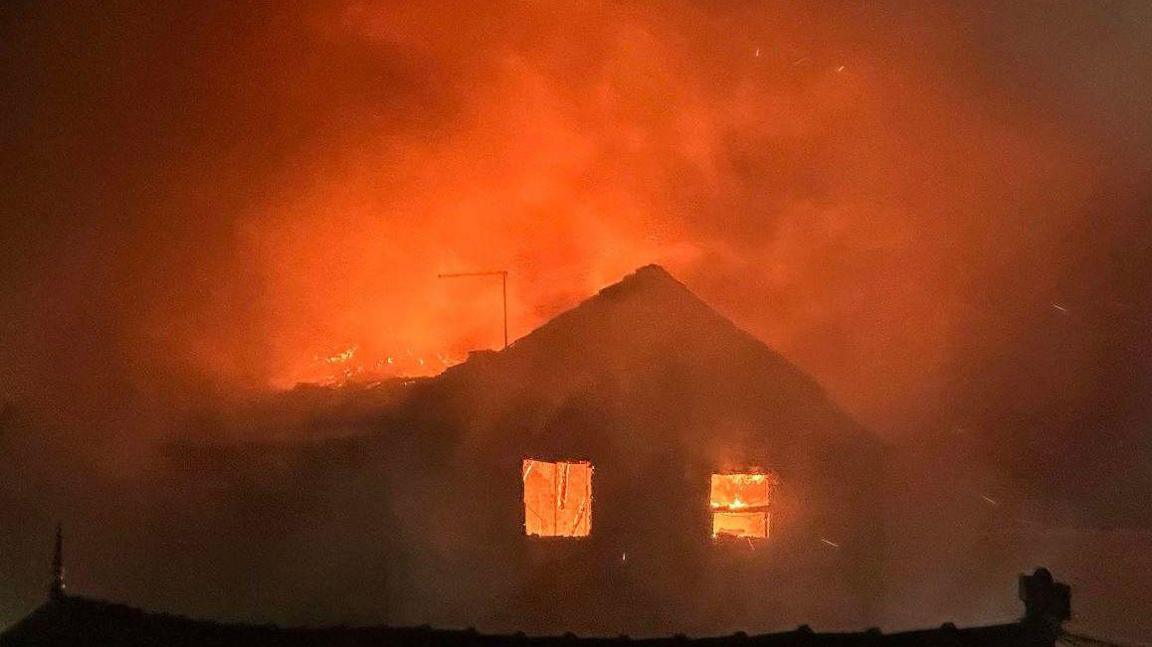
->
[[820, 538, 840, 548]]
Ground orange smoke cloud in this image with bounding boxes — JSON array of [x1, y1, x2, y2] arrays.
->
[[173, 2, 1101, 424], [6, 1, 1130, 439]]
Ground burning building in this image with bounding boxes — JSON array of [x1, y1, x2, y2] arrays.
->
[[394, 265, 887, 635], [38, 265, 888, 637]]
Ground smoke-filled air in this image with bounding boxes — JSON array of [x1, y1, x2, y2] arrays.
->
[[2, 0, 1151, 644]]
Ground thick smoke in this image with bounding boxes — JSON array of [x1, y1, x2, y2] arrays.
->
[[3, 1, 1149, 431], [2, 0, 1151, 640]]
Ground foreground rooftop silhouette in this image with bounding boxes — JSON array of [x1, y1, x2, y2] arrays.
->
[[1, 570, 1073, 646]]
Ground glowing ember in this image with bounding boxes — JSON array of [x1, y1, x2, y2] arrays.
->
[[296, 344, 463, 387], [713, 511, 769, 539], [710, 471, 779, 540], [522, 459, 593, 538], [324, 346, 357, 364]]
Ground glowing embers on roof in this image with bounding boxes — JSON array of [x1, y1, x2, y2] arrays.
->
[[710, 471, 780, 540], [522, 459, 593, 537]]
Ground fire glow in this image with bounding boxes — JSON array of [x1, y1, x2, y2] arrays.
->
[[710, 472, 779, 540], [522, 459, 593, 538], [302, 345, 462, 387]]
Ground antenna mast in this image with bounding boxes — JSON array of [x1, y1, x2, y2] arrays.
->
[[436, 270, 509, 349], [50, 523, 65, 599]]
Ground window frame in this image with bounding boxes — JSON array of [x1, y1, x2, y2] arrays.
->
[[709, 470, 780, 541], [521, 458, 594, 538]]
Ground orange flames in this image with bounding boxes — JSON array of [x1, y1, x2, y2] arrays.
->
[[323, 346, 358, 365], [523, 459, 593, 538], [710, 472, 778, 540], [109, 1, 1102, 433], [301, 344, 462, 387]]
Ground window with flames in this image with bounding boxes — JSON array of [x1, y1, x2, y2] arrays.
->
[[710, 471, 780, 539], [522, 459, 593, 537]]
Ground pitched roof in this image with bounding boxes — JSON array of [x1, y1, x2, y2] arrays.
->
[[223, 265, 878, 453], [440, 264, 822, 392], [417, 264, 879, 456]]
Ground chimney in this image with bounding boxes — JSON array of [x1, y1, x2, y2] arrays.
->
[[1019, 567, 1070, 628]]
